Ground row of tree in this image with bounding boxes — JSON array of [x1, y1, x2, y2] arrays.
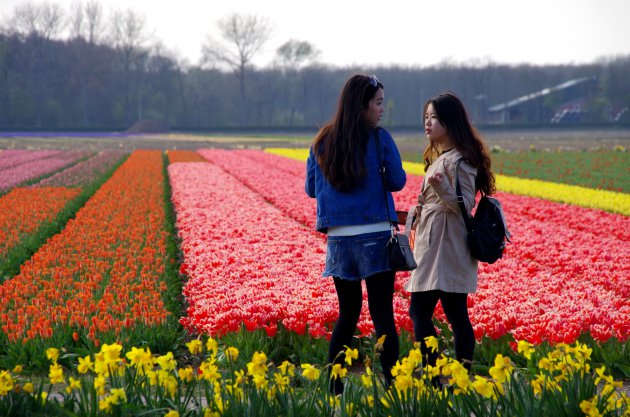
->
[[1, 1, 629, 130]]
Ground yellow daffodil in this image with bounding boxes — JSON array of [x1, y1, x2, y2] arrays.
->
[[156, 352, 177, 372], [580, 397, 603, 417], [375, 334, 387, 351], [178, 366, 195, 383], [278, 360, 295, 376], [273, 373, 290, 392], [234, 369, 245, 385], [424, 336, 439, 353], [300, 364, 321, 381], [198, 360, 221, 382], [125, 347, 153, 374], [517, 340, 535, 360], [394, 374, 413, 395], [186, 339, 203, 355], [472, 376, 496, 399], [225, 346, 239, 362], [94, 375, 107, 396], [247, 351, 268, 376], [344, 347, 359, 366], [206, 337, 219, 354], [65, 377, 81, 394], [407, 348, 423, 367], [77, 355, 94, 374], [361, 366, 373, 388], [489, 354, 514, 384], [48, 362, 64, 385], [252, 372, 268, 390], [46, 348, 60, 363], [330, 364, 347, 381], [0, 371, 15, 396], [110, 388, 127, 404], [203, 407, 220, 417]]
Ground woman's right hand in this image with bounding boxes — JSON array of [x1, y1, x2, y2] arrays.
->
[[427, 172, 444, 187]]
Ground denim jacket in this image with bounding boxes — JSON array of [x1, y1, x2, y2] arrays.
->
[[305, 128, 407, 233]]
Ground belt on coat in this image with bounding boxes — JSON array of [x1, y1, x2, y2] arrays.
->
[[420, 203, 451, 213]]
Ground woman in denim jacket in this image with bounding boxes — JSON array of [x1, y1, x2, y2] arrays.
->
[[305, 74, 406, 394]]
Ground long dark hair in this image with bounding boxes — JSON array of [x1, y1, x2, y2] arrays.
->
[[312, 74, 384, 192], [422, 92, 496, 195]]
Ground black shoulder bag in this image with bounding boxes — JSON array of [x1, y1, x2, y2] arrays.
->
[[375, 128, 417, 272], [455, 160, 511, 264]]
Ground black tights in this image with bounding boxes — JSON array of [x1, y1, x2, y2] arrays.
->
[[328, 271, 399, 393], [409, 290, 474, 370]]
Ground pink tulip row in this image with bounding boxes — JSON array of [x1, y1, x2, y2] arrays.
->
[[169, 161, 406, 338], [173, 150, 628, 345]]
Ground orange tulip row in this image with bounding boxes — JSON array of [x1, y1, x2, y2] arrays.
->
[[0, 150, 170, 343], [167, 150, 206, 163], [0, 187, 81, 257]]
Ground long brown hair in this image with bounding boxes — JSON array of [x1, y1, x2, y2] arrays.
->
[[312, 74, 383, 192], [422, 92, 496, 195]]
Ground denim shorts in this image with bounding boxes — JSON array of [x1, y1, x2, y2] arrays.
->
[[323, 231, 392, 281]]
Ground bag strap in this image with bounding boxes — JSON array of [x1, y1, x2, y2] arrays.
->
[[454, 159, 474, 234], [374, 127, 396, 235]]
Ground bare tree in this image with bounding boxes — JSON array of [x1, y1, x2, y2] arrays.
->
[[201, 13, 271, 125], [275, 39, 319, 126], [68, 0, 104, 43], [68, 1, 84, 40], [9, 1, 65, 126], [66, 1, 105, 126], [11, 1, 65, 40], [85, 0, 104, 44], [109, 8, 149, 124], [276, 39, 319, 69]]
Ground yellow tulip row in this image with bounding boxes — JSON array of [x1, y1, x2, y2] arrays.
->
[[266, 148, 629, 216]]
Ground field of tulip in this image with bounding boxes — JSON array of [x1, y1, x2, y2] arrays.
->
[[0, 144, 628, 416], [0, 151, 173, 364], [175, 150, 629, 348]]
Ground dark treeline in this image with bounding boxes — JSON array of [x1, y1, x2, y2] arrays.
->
[[1, 9, 629, 131]]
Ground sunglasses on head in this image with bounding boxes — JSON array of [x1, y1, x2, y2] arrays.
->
[[368, 75, 379, 87]]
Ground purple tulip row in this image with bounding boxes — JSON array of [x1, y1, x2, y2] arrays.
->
[[0, 150, 92, 192], [0, 150, 63, 171], [33, 150, 128, 188]]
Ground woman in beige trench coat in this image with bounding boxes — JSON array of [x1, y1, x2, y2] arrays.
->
[[406, 92, 496, 375]]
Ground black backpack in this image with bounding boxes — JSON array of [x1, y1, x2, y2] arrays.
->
[[455, 160, 511, 264]]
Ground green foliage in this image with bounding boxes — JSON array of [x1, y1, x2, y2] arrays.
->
[[492, 149, 630, 193]]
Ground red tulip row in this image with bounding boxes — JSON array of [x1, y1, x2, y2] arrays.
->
[[173, 150, 628, 345], [0, 151, 169, 343]]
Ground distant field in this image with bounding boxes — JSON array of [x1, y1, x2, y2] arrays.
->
[[1, 128, 629, 193], [400, 148, 629, 194]]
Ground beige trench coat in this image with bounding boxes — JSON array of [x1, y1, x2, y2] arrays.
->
[[405, 149, 478, 293]]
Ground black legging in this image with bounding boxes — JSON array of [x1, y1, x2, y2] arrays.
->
[[328, 271, 399, 392], [409, 290, 475, 370]]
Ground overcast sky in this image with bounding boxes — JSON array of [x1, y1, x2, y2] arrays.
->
[[1, 0, 628, 68]]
